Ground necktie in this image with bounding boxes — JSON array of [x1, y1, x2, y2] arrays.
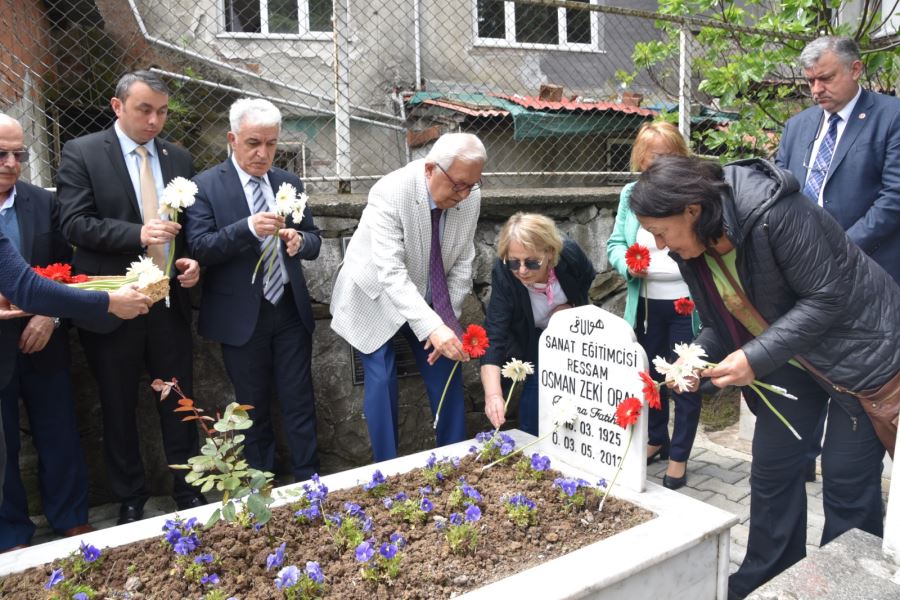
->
[[430, 208, 462, 337], [249, 177, 284, 305], [135, 145, 167, 271], [803, 113, 841, 204]]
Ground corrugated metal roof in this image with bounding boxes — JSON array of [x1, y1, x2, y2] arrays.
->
[[417, 97, 509, 117], [493, 94, 657, 117]]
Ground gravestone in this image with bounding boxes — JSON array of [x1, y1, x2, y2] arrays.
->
[[537, 304, 648, 492]]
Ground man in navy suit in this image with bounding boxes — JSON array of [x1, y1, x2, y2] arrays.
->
[[185, 98, 321, 481], [0, 114, 96, 550], [57, 71, 205, 524], [776, 35, 900, 285]]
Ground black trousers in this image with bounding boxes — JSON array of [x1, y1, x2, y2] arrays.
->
[[78, 295, 198, 504], [636, 298, 702, 462], [221, 287, 319, 481], [728, 364, 884, 598]]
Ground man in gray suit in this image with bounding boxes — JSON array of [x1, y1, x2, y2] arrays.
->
[[330, 133, 486, 461]]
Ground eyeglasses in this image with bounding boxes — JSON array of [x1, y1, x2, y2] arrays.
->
[[0, 149, 28, 163], [437, 163, 482, 193], [504, 257, 544, 271]]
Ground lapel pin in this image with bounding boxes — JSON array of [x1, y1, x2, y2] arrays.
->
[[859, 113, 866, 119], [162, 148, 169, 156]]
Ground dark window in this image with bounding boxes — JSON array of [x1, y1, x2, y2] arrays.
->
[[515, 3, 559, 45], [477, 0, 506, 39], [226, 0, 261, 33], [566, 0, 591, 45]]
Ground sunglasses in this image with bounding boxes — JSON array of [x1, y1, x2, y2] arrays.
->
[[0, 149, 29, 162], [505, 257, 544, 271], [436, 163, 482, 193]]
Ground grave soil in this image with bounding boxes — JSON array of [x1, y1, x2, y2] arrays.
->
[[0, 453, 653, 599]]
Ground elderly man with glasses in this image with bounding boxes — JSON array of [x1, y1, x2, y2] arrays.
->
[[331, 133, 486, 462]]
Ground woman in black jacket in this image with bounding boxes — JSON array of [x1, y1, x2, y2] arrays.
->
[[630, 155, 900, 600], [481, 213, 595, 436]]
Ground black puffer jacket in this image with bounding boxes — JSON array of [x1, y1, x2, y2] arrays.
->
[[677, 159, 900, 394]]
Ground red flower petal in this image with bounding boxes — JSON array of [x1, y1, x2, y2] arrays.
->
[[625, 243, 651, 273], [462, 324, 490, 358], [615, 396, 643, 429], [674, 297, 695, 316], [639, 371, 661, 410]]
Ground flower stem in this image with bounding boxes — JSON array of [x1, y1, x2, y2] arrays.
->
[[251, 235, 278, 284], [481, 427, 555, 472], [598, 425, 632, 513], [163, 214, 179, 279], [432, 361, 460, 430], [747, 383, 802, 440]]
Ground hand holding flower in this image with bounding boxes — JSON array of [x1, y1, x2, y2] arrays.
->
[[484, 392, 507, 429], [701, 349, 755, 387], [425, 324, 467, 365]]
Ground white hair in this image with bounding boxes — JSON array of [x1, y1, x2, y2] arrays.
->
[[229, 98, 282, 133], [424, 132, 487, 170]]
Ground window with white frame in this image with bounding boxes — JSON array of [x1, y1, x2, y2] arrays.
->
[[475, 0, 599, 49], [224, 0, 333, 36]]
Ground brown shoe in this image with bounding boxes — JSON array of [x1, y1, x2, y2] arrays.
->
[[62, 524, 95, 537]]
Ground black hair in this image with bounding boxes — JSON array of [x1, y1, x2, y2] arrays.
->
[[115, 70, 170, 102], [629, 155, 728, 248]]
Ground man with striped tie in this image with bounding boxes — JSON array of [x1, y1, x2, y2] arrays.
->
[[185, 98, 322, 482]]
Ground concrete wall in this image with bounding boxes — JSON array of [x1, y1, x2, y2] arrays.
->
[[14, 186, 628, 511]]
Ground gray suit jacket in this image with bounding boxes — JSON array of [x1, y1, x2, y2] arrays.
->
[[330, 159, 480, 353]]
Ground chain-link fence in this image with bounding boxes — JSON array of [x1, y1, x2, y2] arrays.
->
[[0, 0, 827, 193]]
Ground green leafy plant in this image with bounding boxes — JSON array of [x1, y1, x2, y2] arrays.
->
[[623, 0, 899, 160], [155, 379, 275, 528]]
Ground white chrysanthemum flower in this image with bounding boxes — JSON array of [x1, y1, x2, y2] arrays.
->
[[274, 183, 299, 217], [673, 342, 709, 371], [652, 356, 673, 376], [290, 191, 309, 224], [158, 177, 198, 217], [501, 359, 534, 383], [551, 396, 578, 427], [127, 256, 166, 287]]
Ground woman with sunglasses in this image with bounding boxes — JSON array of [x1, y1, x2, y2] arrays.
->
[[606, 121, 701, 490], [481, 213, 595, 435]]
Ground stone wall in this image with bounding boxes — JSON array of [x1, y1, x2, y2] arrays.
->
[[17, 186, 627, 512]]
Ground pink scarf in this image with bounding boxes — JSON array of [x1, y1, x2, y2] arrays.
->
[[527, 267, 558, 306]]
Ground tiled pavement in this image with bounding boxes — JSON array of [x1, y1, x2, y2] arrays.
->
[[30, 422, 891, 577]]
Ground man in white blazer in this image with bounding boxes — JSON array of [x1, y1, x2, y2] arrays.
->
[[330, 133, 486, 461]]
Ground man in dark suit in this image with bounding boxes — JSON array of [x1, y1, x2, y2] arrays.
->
[[776, 35, 900, 284], [56, 71, 204, 524], [0, 114, 96, 550], [185, 98, 321, 481]]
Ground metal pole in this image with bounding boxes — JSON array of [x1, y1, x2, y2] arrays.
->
[[333, 0, 353, 193], [678, 26, 691, 142]]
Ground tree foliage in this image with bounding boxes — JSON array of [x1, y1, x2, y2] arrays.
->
[[625, 0, 899, 160]]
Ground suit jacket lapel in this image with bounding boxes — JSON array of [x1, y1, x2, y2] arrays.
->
[[103, 128, 141, 219], [826, 89, 872, 183], [157, 138, 174, 185], [13, 183, 35, 264], [414, 170, 431, 267]]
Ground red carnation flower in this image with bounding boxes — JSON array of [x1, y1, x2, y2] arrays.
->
[[639, 371, 661, 410], [33, 263, 81, 283], [462, 324, 490, 358], [674, 297, 695, 316], [625, 243, 650, 273], [615, 396, 643, 429]]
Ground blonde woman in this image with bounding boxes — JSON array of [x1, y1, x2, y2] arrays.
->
[[606, 121, 700, 490], [482, 213, 595, 435]]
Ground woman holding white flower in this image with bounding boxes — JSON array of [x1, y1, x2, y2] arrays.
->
[[629, 155, 900, 600], [481, 213, 595, 435]]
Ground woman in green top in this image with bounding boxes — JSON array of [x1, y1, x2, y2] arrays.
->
[[607, 121, 700, 490]]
